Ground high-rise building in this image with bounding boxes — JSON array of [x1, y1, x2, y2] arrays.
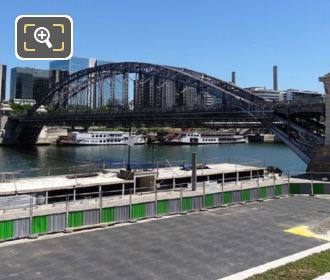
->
[[49, 57, 92, 89], [161, 80, 176, 109], [133, 74, 154, 110], [10, 67, 49, 103], [49, 57, 126, 109], [134, 75, 178, 110], [0, 65, 6, 101], [183, 86, 198, 108]]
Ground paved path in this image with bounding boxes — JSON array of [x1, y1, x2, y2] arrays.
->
[[314, 273, 330, 280], [0, 196, 329, 280]]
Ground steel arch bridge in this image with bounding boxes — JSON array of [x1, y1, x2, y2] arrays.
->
[[12, 62, 325, 167]]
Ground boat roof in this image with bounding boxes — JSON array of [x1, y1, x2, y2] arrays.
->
[[72, 131, 126, 134]]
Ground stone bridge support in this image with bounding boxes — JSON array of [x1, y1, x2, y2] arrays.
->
[[308, 74, 330, 173]]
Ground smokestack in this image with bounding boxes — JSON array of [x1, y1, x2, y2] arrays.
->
[[273, 65, 278, 91], [231, 71, 236, 84]]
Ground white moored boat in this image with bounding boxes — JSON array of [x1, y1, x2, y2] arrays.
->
[[58, 131, 145, 145], [169, 132, 247, 145]]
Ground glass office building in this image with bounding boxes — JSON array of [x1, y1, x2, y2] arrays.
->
[[49, 57, 92, 89], [48, 57, 130, 109], [10, 67, 49, 103], [0, 65, 6, 100]]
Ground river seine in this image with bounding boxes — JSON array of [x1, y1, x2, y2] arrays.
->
[[0, 143, 306, 177]]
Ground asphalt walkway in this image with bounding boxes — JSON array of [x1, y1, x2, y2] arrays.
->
[[0, 196, 328, 280]]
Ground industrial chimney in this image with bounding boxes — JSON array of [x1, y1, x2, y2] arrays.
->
[[273, 65, 278, 91], [231, 71, 236, 84]]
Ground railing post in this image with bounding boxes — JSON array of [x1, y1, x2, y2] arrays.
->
[[257, 176, 259, 189], [263, 168, 265, 181], [202, 180, 206, 210], [310, 172, 314, 196], [180, 187, 183, 214], [99, 186, 103, 224], [65, 194, 69, 230], [129, 189, 132, 221], [240, 181, 244, 204], [29, 196, 33, 236], [287, 170, 290, 193], [257, 176, 260, 200], [155, 184, 159, 217], [221, 174, 225, 205], [191, 153, 197, 191]]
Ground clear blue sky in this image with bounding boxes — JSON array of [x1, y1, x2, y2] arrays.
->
[[1, 0, 329, 97]]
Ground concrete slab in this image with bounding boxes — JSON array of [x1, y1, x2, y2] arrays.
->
[[0, 196, 329, 280], [0, 163, 264, 195]]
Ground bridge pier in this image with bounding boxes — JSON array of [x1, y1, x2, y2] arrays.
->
[[307, 147, 330, 173], [308, 74, 330, 173]]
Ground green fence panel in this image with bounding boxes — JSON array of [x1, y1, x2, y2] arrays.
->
[[313, 183, 324, 195], [0, 220, 14, 241], [157, 200, 169, 216], [289, 183, 300, 194], [258, 187, 267, 199], [132, 203, 146, 219], [204, 194, 213, 208], [241, 190, 250, 202], [102, 208, 115, 223], [32, 216, 48, 235], [69, 211, 83, 228], [223, 192, 233, 204], [182, 197, 192, 212], [274, 185, 282, 196]]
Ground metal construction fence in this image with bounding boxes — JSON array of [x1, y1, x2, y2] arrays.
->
[[1, 168, 329, 242], [0, 178, 292, 242]]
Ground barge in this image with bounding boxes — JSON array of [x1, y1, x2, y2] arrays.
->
[[58, 131, 145, 145], [166, 132, 247, 144]]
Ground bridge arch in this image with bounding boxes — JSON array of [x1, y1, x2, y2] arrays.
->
[[19, 62, 324, 167], [31, 62, 265, 114]]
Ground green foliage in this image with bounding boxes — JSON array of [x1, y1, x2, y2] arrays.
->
[[248, 250, 330, 280], [9, 102, 32, 114]]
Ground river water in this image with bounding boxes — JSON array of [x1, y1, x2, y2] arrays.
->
[[0, 143, 306, 177]]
